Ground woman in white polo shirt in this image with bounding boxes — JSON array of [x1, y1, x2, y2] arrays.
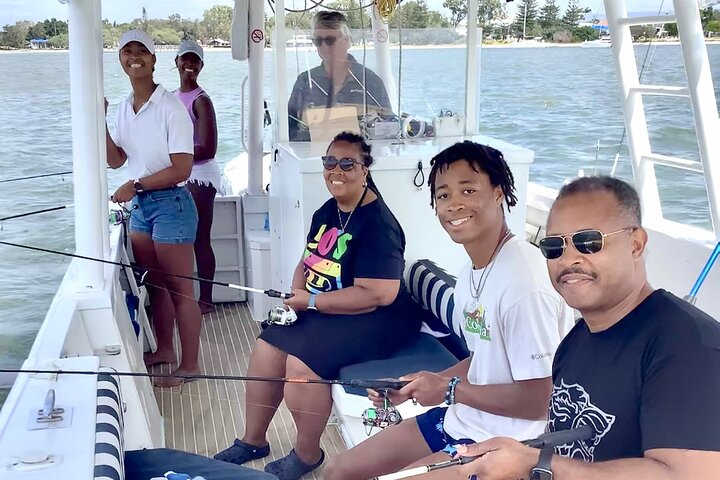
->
[[105, 29, 202, 387]]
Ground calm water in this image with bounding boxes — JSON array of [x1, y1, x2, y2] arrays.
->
[[1, 45, 719, 403]]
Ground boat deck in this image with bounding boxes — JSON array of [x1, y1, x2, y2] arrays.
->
[[150, 302, 346, 478]]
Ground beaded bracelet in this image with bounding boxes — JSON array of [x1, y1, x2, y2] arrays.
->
[[444, 376, 461, 406]]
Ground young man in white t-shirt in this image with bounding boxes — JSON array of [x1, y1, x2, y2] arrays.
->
[[323, 141, 574, 480]]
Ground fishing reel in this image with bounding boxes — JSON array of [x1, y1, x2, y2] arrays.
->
[[265, 305, 298, 326], [362, 390, 402, 435], [109, 208, 131, 226]]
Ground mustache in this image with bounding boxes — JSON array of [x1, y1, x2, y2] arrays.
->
[[557, 267, 598, 283]]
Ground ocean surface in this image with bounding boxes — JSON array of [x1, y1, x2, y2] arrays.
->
[[1, 44, 719, 405]]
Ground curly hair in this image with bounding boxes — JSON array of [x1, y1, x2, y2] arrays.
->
[[428, 141, 517, 210]]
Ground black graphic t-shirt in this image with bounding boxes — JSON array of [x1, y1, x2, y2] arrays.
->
[[549, 289, 720, 462], [303, 195, 406, 299]]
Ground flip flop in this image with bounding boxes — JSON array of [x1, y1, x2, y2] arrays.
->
[[263, 448, 324, 480], [213, 438, 271, 465]]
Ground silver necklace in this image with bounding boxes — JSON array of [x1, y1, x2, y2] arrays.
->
[[337, 187, 368, 233], [470, 229, 512, 300]]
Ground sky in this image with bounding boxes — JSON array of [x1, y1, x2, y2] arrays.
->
[[2, 0, 673, 27]]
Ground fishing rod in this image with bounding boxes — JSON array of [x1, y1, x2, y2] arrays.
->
[[684, 241, 720, 305], [376, 425, 594, 480], [0, 204, 73, 223], [0, 240, 293, 300], [0, 368, 409, 391], [0, 170, 73, 184]]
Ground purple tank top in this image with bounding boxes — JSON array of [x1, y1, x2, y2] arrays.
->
[[175, 86, 204, 144]]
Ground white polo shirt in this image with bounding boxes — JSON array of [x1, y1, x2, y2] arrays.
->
[[112, 84, 193, 181]]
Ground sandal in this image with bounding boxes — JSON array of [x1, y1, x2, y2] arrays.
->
[[213, 438, 270, 465], [263, 448, 324, 480]]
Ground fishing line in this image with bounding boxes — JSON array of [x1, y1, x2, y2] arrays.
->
[[0, 240, 293, 299]]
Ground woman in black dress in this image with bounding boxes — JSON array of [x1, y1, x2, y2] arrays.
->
[[214, 132, 420, 479]]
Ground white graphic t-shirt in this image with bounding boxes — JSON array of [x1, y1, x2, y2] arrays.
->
[[443, 236, 575, 442]]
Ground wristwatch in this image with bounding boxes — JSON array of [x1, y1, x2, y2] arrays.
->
[[133, 179, 144, 193], [530, 447, 554, 480], [307, 294, 318, 311]]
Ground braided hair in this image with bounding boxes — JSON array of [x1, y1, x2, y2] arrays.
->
[[428, 141, 517, 211], [328, 131, 382, 197]]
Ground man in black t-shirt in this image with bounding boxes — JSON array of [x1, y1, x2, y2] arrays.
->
[[453, 176, 720, 480]]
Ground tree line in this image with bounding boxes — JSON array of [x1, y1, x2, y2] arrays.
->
[[2, 2, 718, 50], [0, 5, 234, 49]]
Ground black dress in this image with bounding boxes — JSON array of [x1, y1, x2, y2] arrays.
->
[[258, 195, 421, 379]]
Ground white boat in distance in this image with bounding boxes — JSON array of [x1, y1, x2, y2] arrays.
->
[[582, 35, 612, 48], [286, 34, 314, 49]]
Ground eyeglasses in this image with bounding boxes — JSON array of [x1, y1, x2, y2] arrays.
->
[[322, 155, 363, 172], [538, 227, 638, 260], [313, 35, 338, 47]]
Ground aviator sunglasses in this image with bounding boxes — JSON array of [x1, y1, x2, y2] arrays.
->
[[538, 227, 638, 260], [322, 155, 364, 172], [313, 35, 339, 47]]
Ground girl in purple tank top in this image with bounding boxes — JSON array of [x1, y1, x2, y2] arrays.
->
[[175, 40, 219, 314]]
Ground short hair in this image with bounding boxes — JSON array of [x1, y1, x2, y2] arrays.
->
[[556, 176, 642, 225], [428, 141, 518, 210], [312, 10, 351, 39]]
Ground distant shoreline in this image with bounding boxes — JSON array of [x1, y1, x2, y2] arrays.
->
[[2, 39, 719, 54]]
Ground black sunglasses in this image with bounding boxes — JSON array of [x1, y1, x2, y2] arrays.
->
[[538, 227, 637, 260], [313, 35, 338, 47], [322, 155, 363, 172]]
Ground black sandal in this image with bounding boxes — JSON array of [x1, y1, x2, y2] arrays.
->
[[213, 438, 270, 465], [263, 448, 325, 480]]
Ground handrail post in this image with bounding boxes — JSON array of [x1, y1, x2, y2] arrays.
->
[[604, 0, 663, 225], [674, 0, 720, 238], [68, 0, 105, 289]]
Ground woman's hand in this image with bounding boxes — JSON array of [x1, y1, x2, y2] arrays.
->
[[283, 288, 310, 312], [111, 180, 135, 203]]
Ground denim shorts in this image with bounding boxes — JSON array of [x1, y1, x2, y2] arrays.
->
[[416, 407, 475, 456], [130, 186, 198, 244]]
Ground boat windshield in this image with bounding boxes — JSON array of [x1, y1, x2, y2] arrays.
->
[[278, 4, 469, 142]]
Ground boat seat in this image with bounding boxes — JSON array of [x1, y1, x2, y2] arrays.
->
[[124, 449, 278, 480], [93, 371, 276, 480], [336, 259, 469, 398]]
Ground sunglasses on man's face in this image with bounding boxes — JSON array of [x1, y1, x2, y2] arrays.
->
[[322, 156, 363, 172], [538, 227, 637, 260], [313, 35, 338, 47]]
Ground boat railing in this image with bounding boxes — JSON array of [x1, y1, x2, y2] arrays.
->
[[605, 0, 720, 237]]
